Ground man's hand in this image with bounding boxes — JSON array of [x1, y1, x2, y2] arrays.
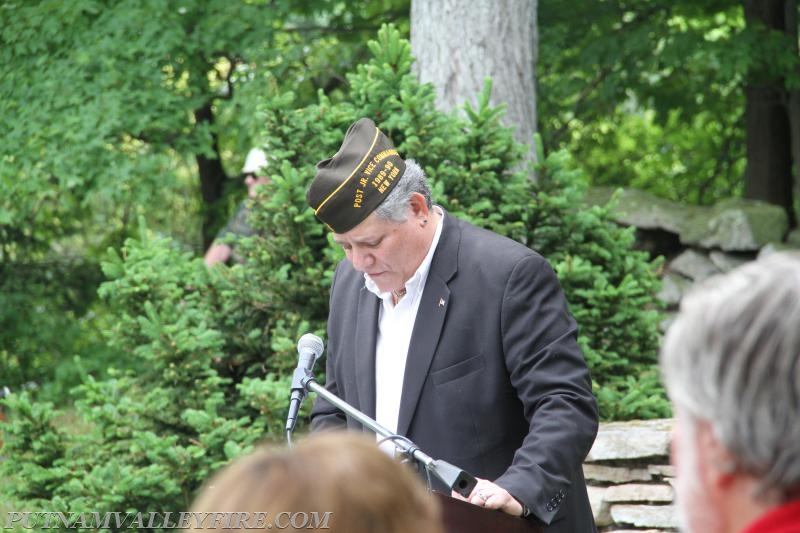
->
[[451, 477, 524, 517]]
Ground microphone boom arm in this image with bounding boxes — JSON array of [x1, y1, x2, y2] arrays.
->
[[303, 376, 477, 498]]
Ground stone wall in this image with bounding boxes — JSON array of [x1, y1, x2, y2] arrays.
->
[[585, 419, 677, 532], [586, 187, 800, 324]]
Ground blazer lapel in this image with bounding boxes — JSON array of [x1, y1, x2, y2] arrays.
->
[[396, 210, 460, 436], [354, 286, 380, 419]]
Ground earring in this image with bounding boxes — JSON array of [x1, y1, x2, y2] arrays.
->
[[421, 218, 428, 227]]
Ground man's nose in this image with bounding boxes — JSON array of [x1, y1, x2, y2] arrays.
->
[[350, 248, 374, 271]]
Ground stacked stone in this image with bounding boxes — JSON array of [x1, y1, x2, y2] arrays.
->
[[583, 419, 678, 532], [586, 186, 800, 326]]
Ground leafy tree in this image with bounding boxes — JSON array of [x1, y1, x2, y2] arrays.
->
[[0, 0, 407, 397], [538, 0, 800, 229], [0, 1, 287, 398], [538, 1, 735, 194]]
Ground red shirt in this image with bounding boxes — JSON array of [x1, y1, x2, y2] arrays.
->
[[741, 499, 800, 533]]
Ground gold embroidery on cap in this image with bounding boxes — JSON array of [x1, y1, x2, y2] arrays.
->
[[362, 148, 399, 180], [373, 149, 398, 163], [314, 128, 381, 215], [372, 160, 400, 193], [362, 162, 377, 179]]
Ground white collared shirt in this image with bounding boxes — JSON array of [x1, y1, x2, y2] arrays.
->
[[364, 206, 444, 452]]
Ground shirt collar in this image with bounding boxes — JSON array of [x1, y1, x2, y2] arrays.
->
[[364, 205, 444, 300]]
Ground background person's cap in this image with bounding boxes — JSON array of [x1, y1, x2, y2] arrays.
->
[[242, 147, 268, 174], [307, 118, 405, 233]]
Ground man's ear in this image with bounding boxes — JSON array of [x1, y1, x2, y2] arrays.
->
[[409, 192, 430, 219], [697, 420, 738, 490]]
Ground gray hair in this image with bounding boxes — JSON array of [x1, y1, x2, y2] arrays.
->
[[660, 251, 800, 499], [373, 159, 432, 223]]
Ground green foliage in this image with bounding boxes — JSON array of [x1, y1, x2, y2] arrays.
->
[[0, 393, 68, 505], [0, 257, 118, 402], [0, 0, 286, 397], [0, 0, 408, 399], [532, 152, 669, 419], [538, 1, 757, 205], [574, 109, 745, 204], [1, 229, 292, 526], [2, 23, 667, 523]]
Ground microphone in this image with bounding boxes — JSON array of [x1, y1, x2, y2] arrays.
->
[[285, 333, 325, 433]]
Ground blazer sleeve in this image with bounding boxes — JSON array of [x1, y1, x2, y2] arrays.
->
[[494, 254, 599, 524], [309, 264, 348, 432]]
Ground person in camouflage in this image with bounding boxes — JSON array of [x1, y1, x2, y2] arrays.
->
[[204, 147, 270, 266]]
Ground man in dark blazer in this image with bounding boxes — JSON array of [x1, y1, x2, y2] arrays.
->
[[306, 117, 599, 532]]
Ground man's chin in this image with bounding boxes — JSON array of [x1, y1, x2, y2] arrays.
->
[[367, 273, 390, 289]]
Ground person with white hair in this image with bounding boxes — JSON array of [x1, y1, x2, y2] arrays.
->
[[204, 147, 270, 266], [660, 251, 800, 533]]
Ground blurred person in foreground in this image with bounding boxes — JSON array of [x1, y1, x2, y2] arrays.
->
[[190, 432, 444, 533], [306, 117, 598, 531], [660, 251, 800, 533], [204, 147, 270, 266]]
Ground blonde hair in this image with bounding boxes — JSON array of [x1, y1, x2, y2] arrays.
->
[[190, 431, 444, 533]]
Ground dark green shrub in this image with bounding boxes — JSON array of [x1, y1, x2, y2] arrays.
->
[[0, 256, 117, 402], [528, 150, 668, 420]]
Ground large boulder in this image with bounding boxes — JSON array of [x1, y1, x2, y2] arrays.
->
[[587, 188, 789, 252], [585, 187, 692, 234], [680, 198, 788, 252], [668, 249, 721, 282]]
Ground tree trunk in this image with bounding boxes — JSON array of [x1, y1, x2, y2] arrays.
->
[[743, 0, 797, 228], [789, 89, 800, 228], [194, 103, 228, 248], [785, 1, 800, 229], [410, 0, 538, 165]]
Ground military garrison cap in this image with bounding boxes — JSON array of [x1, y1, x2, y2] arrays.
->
[[307, 118, 405, 233]]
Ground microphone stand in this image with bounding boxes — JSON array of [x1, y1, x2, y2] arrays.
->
[[300, 374, 478, 498]]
